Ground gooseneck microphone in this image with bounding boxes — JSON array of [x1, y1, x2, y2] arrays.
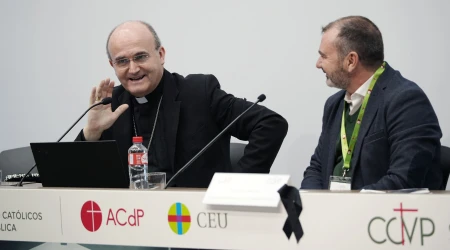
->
[[17, 97, 113, 187], [164, 94, 266, 189]]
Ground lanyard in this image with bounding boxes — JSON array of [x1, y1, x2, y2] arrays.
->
[[340, 62, 385, 177]]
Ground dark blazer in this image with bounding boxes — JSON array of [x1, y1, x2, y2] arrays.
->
[[77, 69, 288, 188], [301, 62, 442, 190]]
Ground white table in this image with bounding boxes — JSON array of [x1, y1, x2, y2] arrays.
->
[[0, 184, 449, 250]]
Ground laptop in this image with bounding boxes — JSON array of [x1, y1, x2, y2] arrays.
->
[[30, 140, 129, 188]]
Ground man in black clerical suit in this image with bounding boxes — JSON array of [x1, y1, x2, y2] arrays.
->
[[76, 20, 288, 188]]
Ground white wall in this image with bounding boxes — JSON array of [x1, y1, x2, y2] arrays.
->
[[0, 0, 449, 189]]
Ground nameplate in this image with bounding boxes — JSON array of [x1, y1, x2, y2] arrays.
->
[[202, 173, 290, 208]]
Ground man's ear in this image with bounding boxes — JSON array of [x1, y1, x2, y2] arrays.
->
[[345, 51, 359, 73], [159, 46, 166, 65]]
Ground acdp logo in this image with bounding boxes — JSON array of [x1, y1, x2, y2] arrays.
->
[[80, 200, 144, 232], [168, 203, 191, 235], [81, 201, 102, 232], [368, 202, 435, 246]]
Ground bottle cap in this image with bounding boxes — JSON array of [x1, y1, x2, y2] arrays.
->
[[132, 136, 143, 143]]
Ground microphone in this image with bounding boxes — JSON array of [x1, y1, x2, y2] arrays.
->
[[164, 94, 266, 189], [17, 97, 113, 187]]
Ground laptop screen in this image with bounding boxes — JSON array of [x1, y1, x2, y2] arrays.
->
[[30, 140, 129, 188]]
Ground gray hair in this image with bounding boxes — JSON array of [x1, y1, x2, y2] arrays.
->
[[106, 21, 162, 60]]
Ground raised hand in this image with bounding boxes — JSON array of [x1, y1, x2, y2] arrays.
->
[[83, 78, 129, 141]]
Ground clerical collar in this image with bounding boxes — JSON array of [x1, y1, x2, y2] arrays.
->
[[135, 96, 148, 104]]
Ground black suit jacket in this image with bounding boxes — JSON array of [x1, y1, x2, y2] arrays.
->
[[301, 62, 442, 190], [77, 70, 288, 188]]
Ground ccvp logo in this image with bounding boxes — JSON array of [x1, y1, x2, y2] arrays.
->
[[81, 201, 102, 232], [168, 202, 191, 235], [368, 202, 434, 246]]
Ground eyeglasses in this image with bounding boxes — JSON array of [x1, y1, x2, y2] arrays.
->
[[113, 53, 150, 68]]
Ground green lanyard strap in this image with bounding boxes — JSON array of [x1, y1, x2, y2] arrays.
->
[[340, 62, 386, 177]]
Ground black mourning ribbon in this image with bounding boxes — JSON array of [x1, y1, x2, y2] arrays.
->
[[277, 184, 303, 243]]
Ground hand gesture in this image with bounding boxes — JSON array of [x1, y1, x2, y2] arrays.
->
[[83, 78, 128, 141]]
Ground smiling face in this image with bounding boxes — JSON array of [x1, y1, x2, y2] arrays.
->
[[315, 27, 351, 90], [108, 22, 166, 97]]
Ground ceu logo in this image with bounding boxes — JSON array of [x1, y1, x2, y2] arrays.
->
[[168, 203, 191, 235], [80, 201, 102, 232]]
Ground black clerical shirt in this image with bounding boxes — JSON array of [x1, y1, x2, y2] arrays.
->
[[130, 79, 170, 173]]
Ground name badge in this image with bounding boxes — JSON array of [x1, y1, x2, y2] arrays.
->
[[329, 176, 351, 191]]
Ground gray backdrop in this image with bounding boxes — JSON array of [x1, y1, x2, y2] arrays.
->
[[0, 0, 448, 189]]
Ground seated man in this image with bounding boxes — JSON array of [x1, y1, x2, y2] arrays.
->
[[76, 20, 288, 188], [301, 16, 442, 190]]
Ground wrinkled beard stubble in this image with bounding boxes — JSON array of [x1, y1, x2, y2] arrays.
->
[[327, 69, 350, 90]]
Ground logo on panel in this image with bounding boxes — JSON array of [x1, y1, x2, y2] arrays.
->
[[168, 202, 191, 235], [80, 201, 102, 232], [367, 202, 437, 246], [167, 202, 228, 235], [80, 200, 144, 232]]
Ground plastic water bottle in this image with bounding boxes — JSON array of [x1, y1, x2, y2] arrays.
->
[[128, 136, 149, 189]]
